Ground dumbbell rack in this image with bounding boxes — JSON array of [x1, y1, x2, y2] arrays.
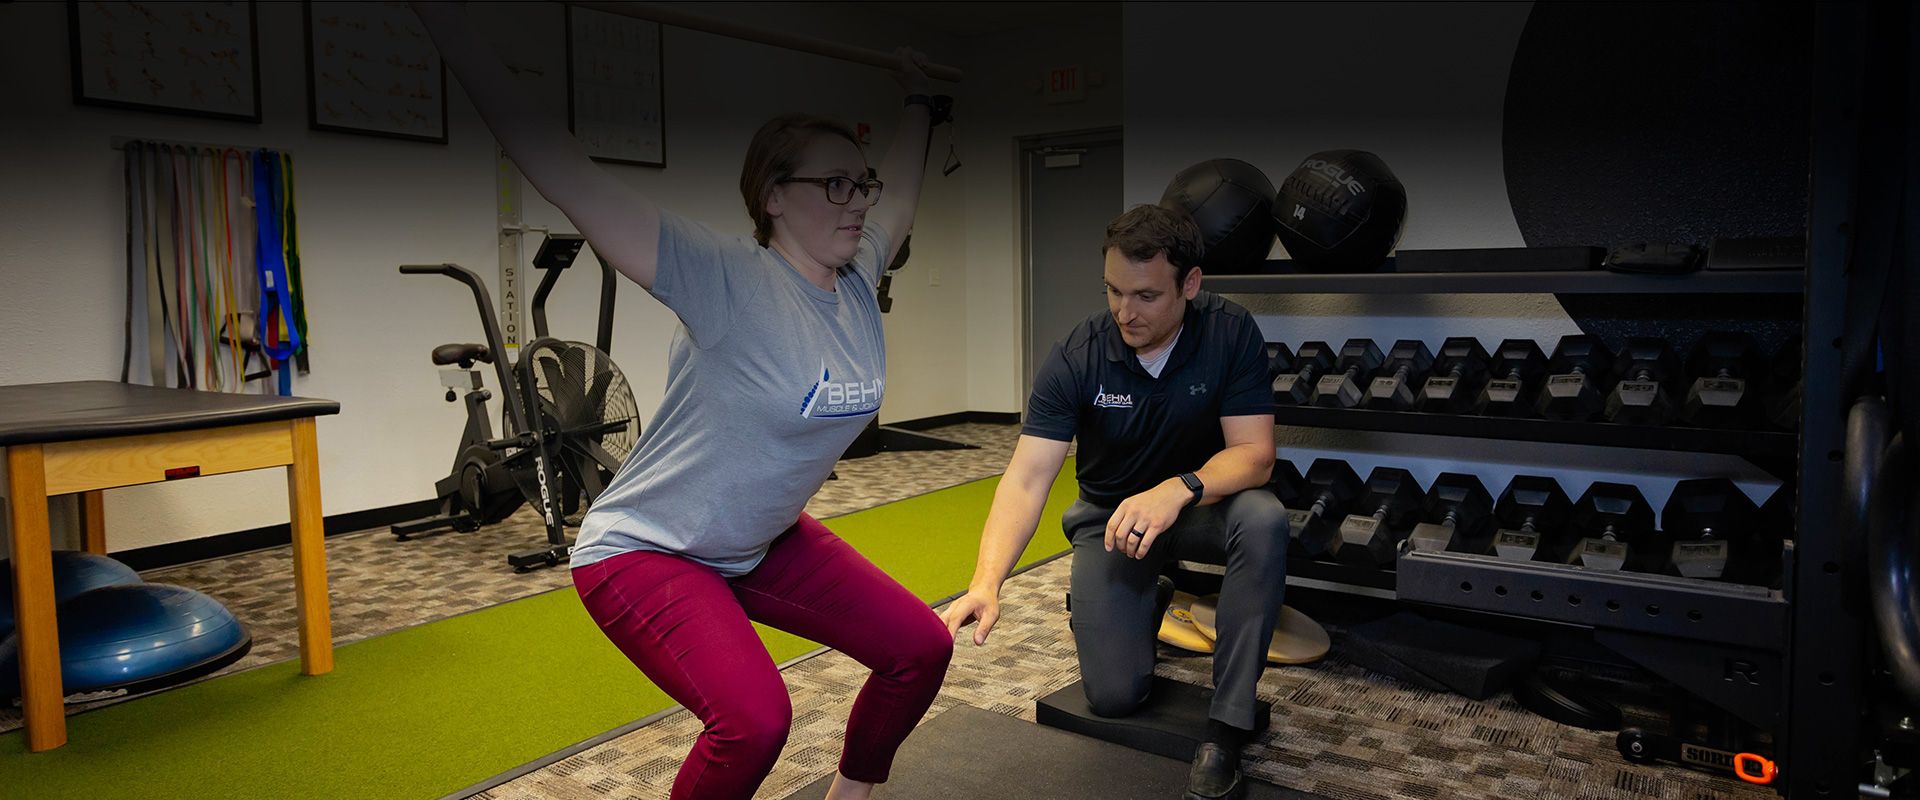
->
[[1267, 405, 1799, 479], [1208, 279, 1822, 778], [1196, 6, 1870, 791], [1205, 267, 1801, 296], [1207, 260, 1810, 742]]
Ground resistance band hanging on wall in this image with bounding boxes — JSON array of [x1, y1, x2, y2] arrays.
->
[[281, 152, 311, 376], [121, 139, 310, 394], [252, 149, 302, 396]]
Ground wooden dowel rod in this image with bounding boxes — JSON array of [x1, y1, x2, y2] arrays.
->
[[565, 1, 963, 82]]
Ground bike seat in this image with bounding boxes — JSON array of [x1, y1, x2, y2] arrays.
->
[[432, 343, 492, 366]]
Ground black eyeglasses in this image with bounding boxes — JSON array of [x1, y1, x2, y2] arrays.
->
[[778, 176, 884, 206]]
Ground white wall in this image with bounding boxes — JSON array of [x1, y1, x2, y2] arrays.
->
[[1122, 1, 1781, 512], [0, 1, 982, 553], [956, 9, 1125, 413], [1, 0, 1783, 556]]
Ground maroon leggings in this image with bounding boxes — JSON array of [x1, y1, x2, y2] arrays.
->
[[571, 513, 953, 799]]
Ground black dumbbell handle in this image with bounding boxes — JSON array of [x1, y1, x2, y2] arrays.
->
[[1341, 364, 1366, 382], [1589, 522, 1631, 541], [1497, 367, 1525, 381], [1387, 364, 1415, 383], [1293, 363, 1325, 384], [1443, 363, 1469, 379], [1628, 368, 1657, 381]]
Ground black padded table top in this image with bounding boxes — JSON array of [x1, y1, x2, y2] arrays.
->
[[0, 381, 340, 447]]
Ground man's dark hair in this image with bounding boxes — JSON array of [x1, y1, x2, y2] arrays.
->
[[1102, 204, 1206, 282]]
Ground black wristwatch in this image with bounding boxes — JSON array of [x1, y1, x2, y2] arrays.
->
[[1177, 472, 1204, 507]]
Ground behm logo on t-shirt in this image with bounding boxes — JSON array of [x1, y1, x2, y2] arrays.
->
[[1093, 384, 1134, 409], [800, 361, 884, 419]]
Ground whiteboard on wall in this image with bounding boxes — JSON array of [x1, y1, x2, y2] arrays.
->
[[70, 0, 262, 122], [566, 6, 665, 167]]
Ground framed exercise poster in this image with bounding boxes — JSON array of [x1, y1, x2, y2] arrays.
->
[[566, 5, 666, 167], [304, 0, 447, 143], [68, 0, 262, 122]]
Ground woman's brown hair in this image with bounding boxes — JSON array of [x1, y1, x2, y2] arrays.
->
[[739, 114, 865, 247]]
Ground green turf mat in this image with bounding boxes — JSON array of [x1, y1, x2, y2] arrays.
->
[[1, 461, 1077, 799]]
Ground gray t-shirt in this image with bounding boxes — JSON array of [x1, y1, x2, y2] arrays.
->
[[570, 210, 892, 576]]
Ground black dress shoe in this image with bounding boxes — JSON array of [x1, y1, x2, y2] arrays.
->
[[1184, 742, 1245, 800]]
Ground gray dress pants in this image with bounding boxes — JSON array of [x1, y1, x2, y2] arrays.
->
[[1062, 489, 1289, 730]]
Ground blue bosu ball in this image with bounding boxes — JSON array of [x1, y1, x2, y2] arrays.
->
[[0, 550, 144, 637], [0, 583, 251, 699]]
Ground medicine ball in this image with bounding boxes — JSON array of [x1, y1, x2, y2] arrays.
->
[[1158, 158, 1277, 274], [1273, 150, 1407, 272]]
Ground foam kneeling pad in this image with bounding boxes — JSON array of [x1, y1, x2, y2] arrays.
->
[[1339, 630, 1450, 693], [1187, 594, 1332, 665], [1157, 591, 1215, 654], [1343, 612, 1540, 700]]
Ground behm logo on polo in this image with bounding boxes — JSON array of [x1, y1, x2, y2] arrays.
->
[[800, 360, 883, 419], [1093, 384, 1134, 409]]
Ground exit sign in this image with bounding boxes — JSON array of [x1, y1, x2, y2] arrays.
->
[[1045, 65, 1085, 104]]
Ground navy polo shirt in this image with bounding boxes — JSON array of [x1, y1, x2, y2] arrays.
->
[[1023, 291, 1274, 507]]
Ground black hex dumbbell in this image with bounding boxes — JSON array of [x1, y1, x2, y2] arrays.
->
[[1265, 342, 1296, 384], [1267, 459, 1304, 509], [1477, 339, 1548, 417], [1538, 335, 1616, 421], [1405, 473, 1495, 556], [1313, 339, 1384, 408], [1604, 337, 1680, 425], [1417, 337, 1490, 414], [1333, 467, 1424, 567], [1681, 332, 1764, 429], [1492, 475, 1574, 563], [1766, 339, 1802, 431], [1365, 340, 1434, 411], [1287, 459, 1362, 557], [1663, 478, 1760, 581], [1275, 341, 1335, 406], [1568, 482, 1656, 571]]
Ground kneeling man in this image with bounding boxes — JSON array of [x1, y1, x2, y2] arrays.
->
[[943, 204, 1288, 800]]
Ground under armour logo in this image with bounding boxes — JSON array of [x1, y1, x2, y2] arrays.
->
[[1190, 383, 1208, 396]]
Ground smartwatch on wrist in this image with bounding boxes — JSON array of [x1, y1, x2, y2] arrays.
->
[[1177, 472, 1204, 507]]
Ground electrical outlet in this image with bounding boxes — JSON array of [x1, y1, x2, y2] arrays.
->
[[928, 266, 940, 286]]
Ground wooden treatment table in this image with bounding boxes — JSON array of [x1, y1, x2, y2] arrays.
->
[[0, 381, 340, 752]]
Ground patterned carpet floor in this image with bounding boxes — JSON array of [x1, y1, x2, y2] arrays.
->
[[0, 423, 1022, 732], [8, 422, 1772, 799], [471, 551, 1773, 800]]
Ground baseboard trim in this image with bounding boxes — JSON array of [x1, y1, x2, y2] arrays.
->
[[113, 499, 443, 572], [887, 410, 1021, 431]]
